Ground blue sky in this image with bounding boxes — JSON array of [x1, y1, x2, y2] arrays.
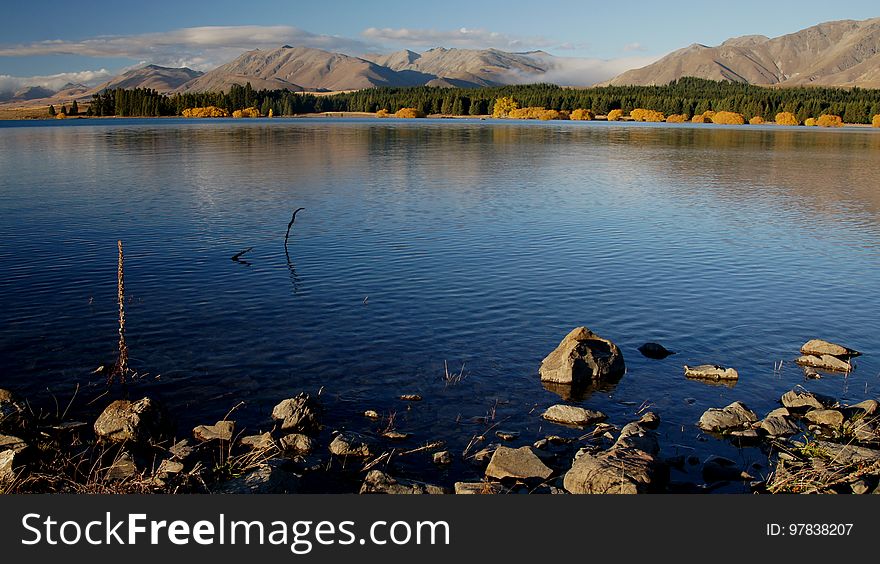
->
[[1, 0, 878, 90]]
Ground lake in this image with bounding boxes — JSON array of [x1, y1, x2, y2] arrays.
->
[[2, 117, 879, 491]]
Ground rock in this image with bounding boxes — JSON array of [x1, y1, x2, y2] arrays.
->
[[781, 388, 836, 411], [638, 412, 661, 429], [542, 404, 607, 427], [850, 479, 872, 495], [169, 439, 195, 461], [328, 433, 373, 457], [802, 366, 821, 379], [0, 449, 20, 482], [849, 400, 879, 416], [702, 456, 752, 482], [851, 420, 879, 443], [359, 470, 448, 494], [454, 481, 504, 494], [801, 339, 859, 358], [216, 459, 298, 494], [0, 434, 27, 453], [729, 429, 760, 440], [613, 422, 660, 456], [382, 431, 410, 440], [485, 446, 553, 481], [805, 409, 845, 428], [495, 430, 520, 441], [698, 401, 758, 433], [271, 394, 321, 434], [767, 407, 791, 418], [279, 433, 315, 454], [796, 354, 852, 372], [433, 451, 452, 465], [760, 415, 800, 437], [539, 327, 626, 386], [638, 342, 675, 359], [564, 448, 658, 494], [0, 389, 14, 403], [193, 420, 234, 442], [240, 432, 274, 450], [803, 441, 880, 465], [105, 452, 138, 480], [156, 459, 184, 477], [94, 397, 167, 443], [364, 410, 380, 419], [399, 394, 422, 401], [684, 364, 738, 381]]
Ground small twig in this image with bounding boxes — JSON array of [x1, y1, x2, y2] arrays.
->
[[284, 207, 305, 251], [231, 247, 253, 262], [399, 441, 446, 456]]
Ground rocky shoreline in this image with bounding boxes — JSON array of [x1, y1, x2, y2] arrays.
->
[[1, 329, 878, 494]]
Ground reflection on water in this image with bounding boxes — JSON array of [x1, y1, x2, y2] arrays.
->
[[1, 118, 879, 491]]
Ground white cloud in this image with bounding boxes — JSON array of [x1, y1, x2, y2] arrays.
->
[[0, 26, 376, 71], [0, 69, 112, 94], [623, 42, 647, 52], [362, 26, 555, 50], [532, 54, 663, 86]]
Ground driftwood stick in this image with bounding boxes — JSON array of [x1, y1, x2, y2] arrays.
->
[[231, 246, 253, 262], [111, 240, 128, 385], [284, 207, 305, 251]]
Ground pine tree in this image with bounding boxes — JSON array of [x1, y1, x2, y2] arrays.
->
[[69, 100, 78, 116], [48, 105, 56, 117]]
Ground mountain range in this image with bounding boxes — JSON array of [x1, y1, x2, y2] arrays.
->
[[2, 16, 879, 107]]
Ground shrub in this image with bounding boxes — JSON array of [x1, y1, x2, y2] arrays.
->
[[774, 112, 799, 126], [55, 112, 67, 119], [492, 97, 519, 118], [232, 107, 261, 118], [873, 114, 880, 128], [570, 108, 594, 121], [394, 107, 425, 118], [509, 106, 544, 119], [691, 110, 716, 123], [666, 114, 688, 123], [606, 109, 624, 121], [182, 106, 229, 118], [538, 109, 568, 120], [376, 109, 390, 118], [816, 114, 843, 127], [804, 118, 817, 126], [749, 116, 765, 125], [711, 111, 745, 125], [631, 108, 665, 122]]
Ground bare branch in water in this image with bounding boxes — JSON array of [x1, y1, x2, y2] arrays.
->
[[110, 240, 129, 386], [231, 247, 253, 263], [284, 207, 305, 252]]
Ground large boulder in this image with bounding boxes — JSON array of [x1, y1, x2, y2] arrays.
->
[[485, 446, 553, 481], [698, 401, 758, 433], [805, 409, 845, 428], [781, 388, 836, 411], [539, 327, 625, 386], [93, 397, 167, 443], [272, 394, 321, 434], [359, 470, 449, 494], [564, 448, 658, 494], [800, 339, 859, 358], [613, 422, 659, 455], [328, 432, 374, 458], [541, 405, 606, 427], [760, 410, 800, 437]]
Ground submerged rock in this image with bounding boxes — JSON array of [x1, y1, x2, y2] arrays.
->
[[539, 327, 625, 386], [328, 432, 374, 458], [193, 420, 234, 442], [684, 364, 739, 381], [433, 450, 453, 465], [638, 342, 675, 359], [698, 401, 758, 433], [217, 459, 298, 494], [272, 394, 321, 434], [638, 412, 661, 429], [564, 448, 658, 494], [485, 446, 553, 481], [94, 397, 167, 443], [495, 430, 520, 441], [360, 470, 448, 494], [796, 354, 852, 373], [541, 404, 607, 427], [702, 456, 752, 482]]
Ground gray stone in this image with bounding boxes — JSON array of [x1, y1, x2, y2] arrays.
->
[[729, 429, 760, 439], [485, 446, 553, 481], [767, 407, 791, 418], [495, 430, 520, 441], [0, 449, 20, 482], [684, 364, 739, 381], [781, 388, 836, 411], [613, 422, 660, 455], [638, 412, 661, 429], [105, 453, 137, 480], [271, 394, 321, 434], [542, 404, 607, 427], [328, 433, 373, 457], [0, 434, 27, 453], [240, 432, 274, 450], [193, 420, 235, 442], [94, 397, 166, 443], [156, 459, 184, 477], [702, 456, 752, 482], [805, 441, 880, 465], [169, 439, 195, 461], [539, 327, 625, 385], [851, 479, 872, 495], [216, 459, 298, 494], [851, 419, 879, 443], [849, 400, 879, 416], [279, 433, 315, 454], [801, 339, 859, 358], [805, 409, 845, 428], [698, 401, 758, 432], [563, 448, 657, 494], [359, 470, 449, 494], [760, 415, 800, 437], [433, 450, 452, 465], [454, 481, 504, 494], [796, 354, 852, 372]]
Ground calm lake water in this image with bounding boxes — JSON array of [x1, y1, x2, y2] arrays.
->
[[2, 118, 879, 491]]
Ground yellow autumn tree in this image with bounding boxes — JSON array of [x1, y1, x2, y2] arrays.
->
[[666, 114, 688, 123], [775, 112, 799, 126], [539, 109, 569, 120], [606, 109, 624, 121], [816, 114, 843, 127], [804, 118, 817, 126], [691, 111, 716, 123], [570, 109, 594, 120], [232, 107, 261, 118], [182, 106, 229, 118], [395, 107, 426, 118], [376, 109, 390, 118], [712, 111, 745, 125], [630, 108, 647, 121], [749, 116, 765, 125], [492, 97, 519, 118], [873, 114, 880, 127], [630, 108, 665, 122]]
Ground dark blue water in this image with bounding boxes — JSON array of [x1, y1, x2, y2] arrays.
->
[[2, 118, 879, 490]]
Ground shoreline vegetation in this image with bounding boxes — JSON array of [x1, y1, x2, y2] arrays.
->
[[3, 78, 880, 127]]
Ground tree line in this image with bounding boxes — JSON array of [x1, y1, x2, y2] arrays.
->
[[78, 78, 880, 124]]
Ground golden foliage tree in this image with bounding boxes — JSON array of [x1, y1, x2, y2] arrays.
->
[[804, 117, 817, 126], [873, 114, 880, 128], [691, 110, 716, 123], [666, 114, 688, 123], [630, 108, 665, 122], [232, 107, 261, 118], [376, 108, 390, 118], [182, 106, 229, 118], [774, 112, 799, 126], [816, 114, 843, 127], [749, 116, 765, 125], [570, 108, 594, 121], [492, 97, 519, 118], [711, 111, 745, 125], [394, 107, 426, 118], [606, 109, 624, 121]]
